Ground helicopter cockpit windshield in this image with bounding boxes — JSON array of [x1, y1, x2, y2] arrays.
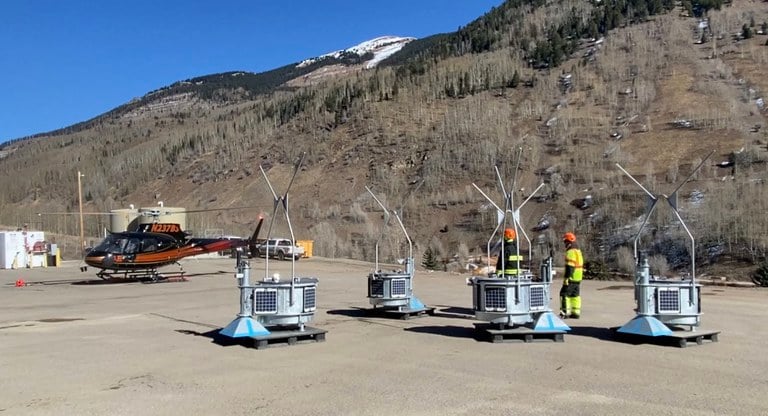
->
[[92, 235, 142, 254]]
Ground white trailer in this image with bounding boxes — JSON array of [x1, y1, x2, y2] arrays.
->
[[0, 231, 45, 269]]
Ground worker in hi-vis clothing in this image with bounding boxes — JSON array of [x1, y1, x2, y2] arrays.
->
[[496, 228, 523, 277], [560, 232, 584, 318]]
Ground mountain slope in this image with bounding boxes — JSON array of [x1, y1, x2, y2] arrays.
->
[[298, 35, 415, 69], [1, 0, 767, 279]]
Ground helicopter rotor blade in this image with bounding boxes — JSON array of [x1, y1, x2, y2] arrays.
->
[[37, 212, 113, 216], [175, 205, 270, 215]]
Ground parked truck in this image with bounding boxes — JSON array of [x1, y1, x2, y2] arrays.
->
[[253, 238, 305, 261]]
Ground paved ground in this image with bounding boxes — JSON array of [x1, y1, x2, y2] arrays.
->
[[1, 257, 766, 416]]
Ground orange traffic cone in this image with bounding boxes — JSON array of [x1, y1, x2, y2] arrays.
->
[[15, 279, 25, 287]]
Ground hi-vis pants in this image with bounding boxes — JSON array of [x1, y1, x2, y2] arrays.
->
[[560, 281, 581, 318]]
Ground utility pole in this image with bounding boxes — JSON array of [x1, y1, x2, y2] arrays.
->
[[77, 171, 85, 254]]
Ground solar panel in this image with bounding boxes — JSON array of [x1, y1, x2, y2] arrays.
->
[[484, 286, 506, 311], [253, 289, 277, 313], [303, 287, 316, 312], [657, 287, 680, 313], [529, 285, 546, 310], [391, 279, 407, 297], [369, 279, 384, 297]]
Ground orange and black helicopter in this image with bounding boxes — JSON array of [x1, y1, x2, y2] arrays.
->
[[82, 216, 264, 281], [42, 206, 265, 282]]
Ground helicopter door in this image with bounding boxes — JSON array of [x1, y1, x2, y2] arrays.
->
[[141, 238, 159, 252], [124, 238, 140, 255]]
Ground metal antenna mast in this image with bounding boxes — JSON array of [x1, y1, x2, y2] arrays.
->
[[366, 180, 423, 273], [260, 152, 305, 285], [467, 146, 567, 338], [472, 147, 544, 274], [221, 152, 327, 344], [614, 151, 721, 345], [615, 150, 712, 282], [364, 180, 433, 318]]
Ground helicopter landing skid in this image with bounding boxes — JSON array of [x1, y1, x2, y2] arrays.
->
[[96, 265, 187, 284]]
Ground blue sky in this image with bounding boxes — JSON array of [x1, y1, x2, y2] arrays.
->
[[0, 0, 504, 143]]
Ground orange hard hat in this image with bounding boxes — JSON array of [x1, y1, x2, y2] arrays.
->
[[504, 228, 516, 240], [563, 232, 576, 243]]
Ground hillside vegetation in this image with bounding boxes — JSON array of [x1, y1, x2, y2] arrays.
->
[[1, 0, 767, 280]]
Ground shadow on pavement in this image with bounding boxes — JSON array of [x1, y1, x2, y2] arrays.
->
[[72, 279, 139, 286], [176, 328, 248, 347], [70, 270, 227, 285], [10, 271, 228, 287], [7, 278, 134, 286], [597, 285, 633, 291], [431, 306, 474, 320], [566, 325, 618, 342], [326, 308, 370, 318], [567, 325, 667, 346], [404, 325, 479, 340]]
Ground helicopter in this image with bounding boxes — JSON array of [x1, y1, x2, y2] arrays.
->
[[82, 216, 264, 282]]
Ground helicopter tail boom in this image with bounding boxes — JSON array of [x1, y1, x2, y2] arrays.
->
[[247, 217, 265, 257]]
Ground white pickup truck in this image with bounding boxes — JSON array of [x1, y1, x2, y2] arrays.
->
[[253, 238, 305, 261]]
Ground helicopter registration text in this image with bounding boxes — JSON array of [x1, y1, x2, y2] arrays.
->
[[150, 223, 181, 233]]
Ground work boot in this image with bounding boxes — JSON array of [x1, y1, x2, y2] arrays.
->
[[569, 314, 580, 319], [559, 311, 568, 319]]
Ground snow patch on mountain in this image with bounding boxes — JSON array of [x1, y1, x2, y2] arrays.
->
[[297, 35, 415, 69]]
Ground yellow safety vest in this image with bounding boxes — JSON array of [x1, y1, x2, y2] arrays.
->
[[498, 239, 523, 275], [565, 248, 584, 282], [503, 253, 524, 275]]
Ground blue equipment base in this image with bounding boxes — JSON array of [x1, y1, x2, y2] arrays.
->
[[370, 297, 435, 320], [409, 296, 425, 310], [219, 316, 271, 338], [532, 311, 571, 332], [378, 306, 435, 320], [611, 324, 720, 348], [251, 326, 327, 349], [474, 323, 566, 343], [617, 315, 673, 337]]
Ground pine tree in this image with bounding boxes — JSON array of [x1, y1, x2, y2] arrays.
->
[[422, 247, 438, 270], [510, 70, 520, 88], [753, 261, 768, 287], [549, 31, 565, 67], [446, 81, 456, 98], [742, 24, 753, 40], [587, 21, 599, 40]]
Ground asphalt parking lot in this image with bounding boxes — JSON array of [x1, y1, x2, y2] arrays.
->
[[1, 257, 766, 416]]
